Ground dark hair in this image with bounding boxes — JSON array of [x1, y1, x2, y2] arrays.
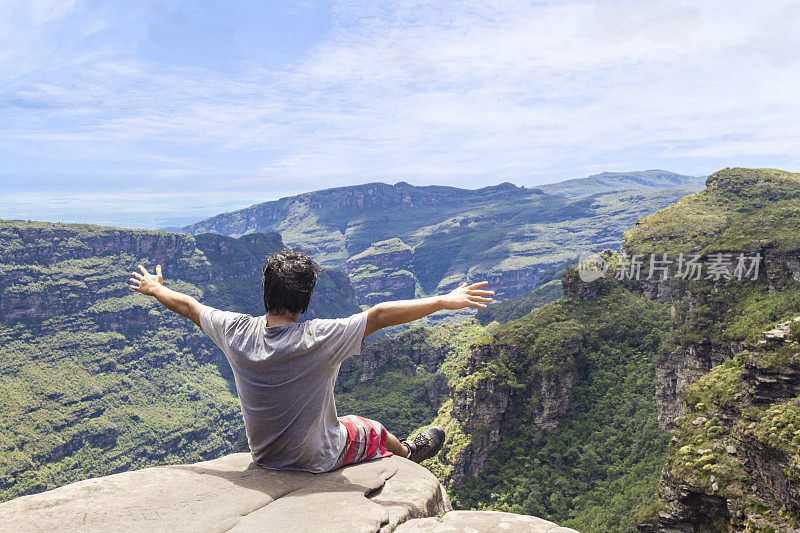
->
[[262, 248, 321, 315]]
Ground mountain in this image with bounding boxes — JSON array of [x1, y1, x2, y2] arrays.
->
[[337, 168, 800, 532], [537, 170, 705, 198], [0, 220, 361, 502], [181, 174, 702, 304]]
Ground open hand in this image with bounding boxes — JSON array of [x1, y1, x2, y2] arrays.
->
[[129, 264, 164, 296], [441, 281, 494, 309]]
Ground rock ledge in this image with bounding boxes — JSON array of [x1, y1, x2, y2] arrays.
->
[[0, 454, 576, 532]]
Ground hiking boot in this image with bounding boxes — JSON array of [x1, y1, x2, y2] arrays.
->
[[401, 426, 445, 463]]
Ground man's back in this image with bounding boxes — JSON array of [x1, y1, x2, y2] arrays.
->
[[199, 305, 369, 473], [129, 251, 491, 471]]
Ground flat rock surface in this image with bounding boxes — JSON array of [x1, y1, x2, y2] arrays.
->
[[395, 511, 580, 532], [0, 454, 451, 533]]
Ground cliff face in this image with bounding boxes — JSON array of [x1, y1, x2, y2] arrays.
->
[[334, 319, 490, 439], [0, 223, 356, 322], [421, 269, 669, 533], [639, 318, 800, 532], [445, 331, 585, 485], [621, 168, 800, 431], [344, 321, 485, 384], [1, 226, 206, 321], [0, 220, 361, 503], [625, 249, 800, 431], [335, 304, 581, 476], [616, 168, 800, 531]]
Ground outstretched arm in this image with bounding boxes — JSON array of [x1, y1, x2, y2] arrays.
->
[[363, 281, 494, 338], [129, 265, 203, 328]]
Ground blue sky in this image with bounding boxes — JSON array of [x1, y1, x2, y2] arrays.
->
[[1, 0, 799, 229]]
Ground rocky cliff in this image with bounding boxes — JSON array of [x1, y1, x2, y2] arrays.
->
[[621, 168, 800, 431], [0, 222, 358, 322], [414, 269, 669, 532], [334, 319, 491, 439], [638, 317, 800, 531], [345, 238, 417, 304], [0, 453, 577, 533], [626, 246, 800, 433], [613, 168, 800, 530]]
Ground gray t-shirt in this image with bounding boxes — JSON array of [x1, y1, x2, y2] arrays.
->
[[199, 305, 369, 473]]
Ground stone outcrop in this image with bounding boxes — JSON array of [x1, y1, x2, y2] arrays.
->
[[445, 332, 583, 487], [654, 339, 744, 431], [0, 454, 450, 533], [448, 343, 516, 483], [396, 511, 579, 532], [0, 453, 575, 533], [619, 168, 800, 431]]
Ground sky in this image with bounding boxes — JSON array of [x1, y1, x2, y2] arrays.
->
[[1, 0, 799, 229]]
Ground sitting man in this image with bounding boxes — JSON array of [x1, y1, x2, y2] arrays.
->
[[128, 248, 494, 473]]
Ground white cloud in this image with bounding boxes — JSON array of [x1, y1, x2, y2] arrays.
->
[[1, 0, 799, 227]]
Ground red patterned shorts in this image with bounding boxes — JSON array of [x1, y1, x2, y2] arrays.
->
[[337, 414, 394, 467]]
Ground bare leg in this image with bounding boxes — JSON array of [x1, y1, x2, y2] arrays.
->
[[385, 431, 409, 458]]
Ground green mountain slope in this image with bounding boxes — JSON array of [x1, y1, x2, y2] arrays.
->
[[0, 220, 361, 502], [8, 167, 793, 530], [181, 176, 701, 303], [475, 278, 563, 325], [418, 271, 670, 533], [618, 169, 800, 531]]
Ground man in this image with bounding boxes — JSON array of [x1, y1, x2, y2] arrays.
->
[[128, 248, 494, 473]]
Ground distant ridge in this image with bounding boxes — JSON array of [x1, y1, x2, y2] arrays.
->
[[179, 171, 703, 303], [537, 170, 704, 198]]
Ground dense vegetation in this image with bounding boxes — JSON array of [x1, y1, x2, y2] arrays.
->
[[421, 281, 670, 532], [8, 168, 799, 531], [475, 278, 562, 325], [624, 168, 800, 255]]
